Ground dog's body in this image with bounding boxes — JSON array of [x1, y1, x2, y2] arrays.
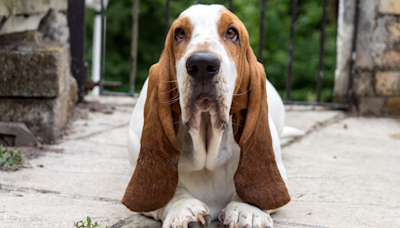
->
[[124, 5, 291, 228], [128, 78, 287, 226]]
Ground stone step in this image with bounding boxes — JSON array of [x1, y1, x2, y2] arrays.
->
[[0, 31, 70, 98]]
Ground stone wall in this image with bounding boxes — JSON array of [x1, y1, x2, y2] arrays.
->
[[0, 31, 77, 144], [334, 0, 400, 116], [0, 0, 67, 35], [0, 0, 76, 144]]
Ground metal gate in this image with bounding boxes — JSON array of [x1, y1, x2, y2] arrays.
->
[[68, 0, 360, 109]]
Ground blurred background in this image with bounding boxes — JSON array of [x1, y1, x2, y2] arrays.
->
[[3, 0, 398, 145], [84, 0, 338, 102]]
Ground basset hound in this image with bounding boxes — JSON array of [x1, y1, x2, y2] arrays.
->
[[123, 4, 292, 228]]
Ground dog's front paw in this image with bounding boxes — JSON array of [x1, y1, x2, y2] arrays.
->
[[218, 201, 273, 228], [163, 198, 211, 228]]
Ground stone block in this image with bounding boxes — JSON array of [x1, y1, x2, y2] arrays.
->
[[353, 72, 374, 97], [357, 0, 379, 40], [0, 30, 42, 43], [356, 42, 400, 69], [386, 97, 400, 115], [376, 71, 400, 96], [358, 97, 385, 116], [0, 12, 47, 35], [0, 0, 67, 16], [0, 32, 70, 98], [355, 42, 384, 69], [377, 49, 400, 67], [0, 76, 78, 143], [373, 16, 400, 42], [0, 122, 37, 146], [380, 0, 400, 15], [387, 22, 400, 38]]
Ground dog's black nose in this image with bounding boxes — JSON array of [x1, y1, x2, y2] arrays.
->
[[186, 53, 220, 81]]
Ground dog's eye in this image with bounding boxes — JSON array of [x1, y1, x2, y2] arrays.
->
[[226, 28, 238, 41], [176, 29, 185, 40]]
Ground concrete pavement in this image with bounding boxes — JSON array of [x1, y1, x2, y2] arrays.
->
[[1, 96, 399, 228]]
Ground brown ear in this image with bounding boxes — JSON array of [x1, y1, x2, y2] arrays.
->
[[121, 33, 181, 212], [231, 47, 290, 210]]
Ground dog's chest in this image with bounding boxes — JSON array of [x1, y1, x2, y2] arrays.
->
[[176, 119, 240, 217]]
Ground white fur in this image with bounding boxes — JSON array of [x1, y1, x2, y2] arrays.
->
[[281, 126, 305, 139], [127, 5, 289, 228]]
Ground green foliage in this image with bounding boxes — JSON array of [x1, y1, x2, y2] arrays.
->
[[0, 145, 25, 171], [85, 0, 337, 101], [74, 216, 109, 228]]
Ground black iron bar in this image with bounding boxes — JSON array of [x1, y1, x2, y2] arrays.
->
[[347, 0, 360, 109], [285, 0, 298, 102], [229, 0, 234, 13], [316, 0, 328, 102], [164, 0, 171, 41], [67, 0, 86, 102], [130, 0, 140, 93], [99, 0, 105, 93], [257, 0, 267, 63]]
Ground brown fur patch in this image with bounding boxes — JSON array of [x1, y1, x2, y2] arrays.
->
[[171, 17, 193, 63], [217, 10, 242, 70], [121, 19, 183, 212], [223, 9, 291, 210]]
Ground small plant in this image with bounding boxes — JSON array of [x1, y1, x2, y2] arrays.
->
[[0, 145, 26, 171], [74, 216, 109, 228]]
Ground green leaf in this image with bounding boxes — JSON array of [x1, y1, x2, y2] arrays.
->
[[87, 216, 91, 225]]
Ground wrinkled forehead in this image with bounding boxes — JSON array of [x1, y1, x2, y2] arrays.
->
[[179, 4, 225, 35]]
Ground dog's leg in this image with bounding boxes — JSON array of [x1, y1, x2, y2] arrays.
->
[[218, 194, 274, 228], [217, 115, 288, 228], [143, 187, 212, 228]]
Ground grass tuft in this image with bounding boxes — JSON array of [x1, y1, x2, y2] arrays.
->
[[0, 145, 28, 171], [74, 216, 109, 228]]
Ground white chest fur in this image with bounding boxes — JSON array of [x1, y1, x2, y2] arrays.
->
[[176, 114, 241, 216]]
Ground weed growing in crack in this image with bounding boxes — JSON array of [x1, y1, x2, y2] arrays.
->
[[74, 216, 109, 228], [0, 145, 29, 171]]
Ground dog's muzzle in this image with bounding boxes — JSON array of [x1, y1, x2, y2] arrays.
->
[[186, 52, 220, 81]]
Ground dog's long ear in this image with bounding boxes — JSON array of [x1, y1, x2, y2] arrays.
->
[[122, 30, 181, 212], [231, 45, 291, 210]]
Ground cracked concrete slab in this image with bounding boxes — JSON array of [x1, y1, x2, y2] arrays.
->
[[281, 107, 345, 146], [0, 189, 131, 228], [64, 107, 133, 141], [0, 132, 132, 200], [284, 107, 345, 133], [1, 98, 399, 228], [275, 117, 400, 227], [84, 95, 138, 107], [110, 215, 309, 228]]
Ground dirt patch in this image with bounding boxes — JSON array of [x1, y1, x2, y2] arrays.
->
[[8, 145, 65, 160], [387, 97, 400, 115], [0, 145, 65, 172], [60, 102, 117, 140], [390, 133, 400, 140], [74, 102, 116, 119], [18, 147, 45, 160]]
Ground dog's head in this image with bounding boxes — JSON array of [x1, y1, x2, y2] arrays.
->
[[122, 4, 290, 212]]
